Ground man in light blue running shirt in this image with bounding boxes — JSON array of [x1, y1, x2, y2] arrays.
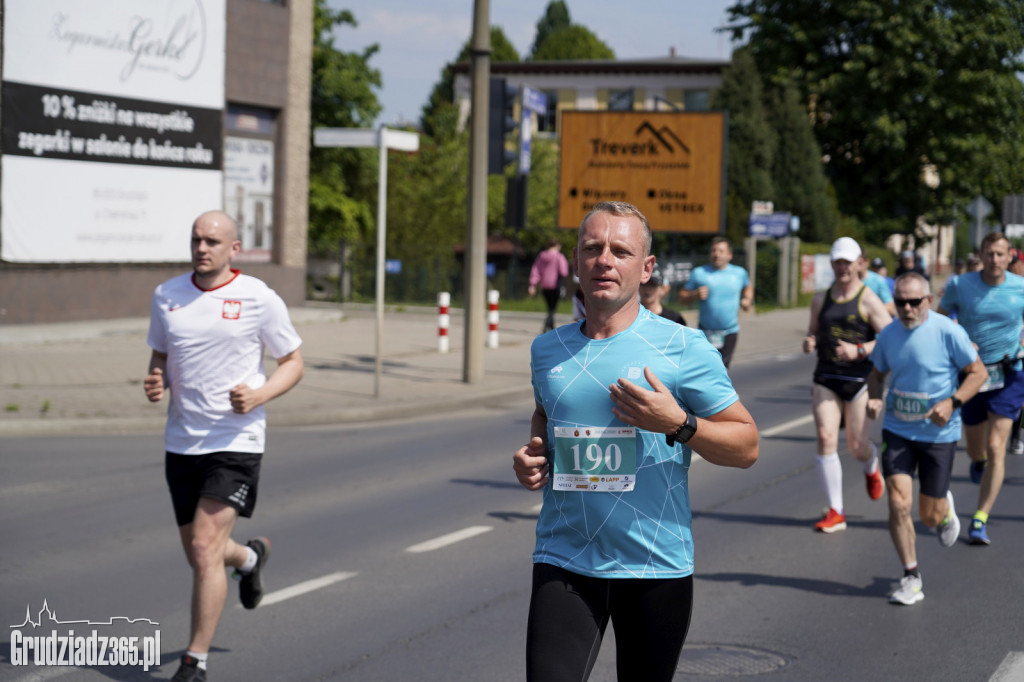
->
[[513, 201, 758, 682], [861, 256, 896, 315], [938, 231, 1024, 545], [867, 272, 986, 605], [679, 236, 752, 368]]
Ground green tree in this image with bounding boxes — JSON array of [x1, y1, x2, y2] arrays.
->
[[531, 25, 615, 61], [530, 1, 572, 58], [420, 27, 520, 138], [710, 48, 776, 244], [383, 128, 470, 299], [766, 82, 839, 243], [308, 2, 382, 257], [725, 0, 1024, 239]]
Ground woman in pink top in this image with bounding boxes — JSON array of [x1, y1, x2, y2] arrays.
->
[[528, 238, 570, 332]]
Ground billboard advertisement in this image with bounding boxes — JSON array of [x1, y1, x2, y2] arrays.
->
[[557, 111, 726, 233], [1, 0, 226, 262]]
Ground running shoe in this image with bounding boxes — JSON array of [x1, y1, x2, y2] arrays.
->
[[865, 469, 884, 500], [239, 536, 271, 609], [968, 519, 991, 546], [171, 654, 207, 682], [889, 574, 924, 605], [815, 508, 847, 533], [938, 491, 960, 548], [969, 460, 986, 484], [1012, 438, 1023, 456]]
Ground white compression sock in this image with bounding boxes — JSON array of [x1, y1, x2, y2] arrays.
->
[[863, 442, 879, 474], [816, 452, 843, 513]]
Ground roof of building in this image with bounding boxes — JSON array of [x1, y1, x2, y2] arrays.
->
[[449, 57, 729, 77]]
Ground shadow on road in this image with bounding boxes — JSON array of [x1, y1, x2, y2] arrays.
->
[[696, 572, 892, 598]]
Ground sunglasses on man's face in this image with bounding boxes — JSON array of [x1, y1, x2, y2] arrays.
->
[[893, 297, 926, 308]]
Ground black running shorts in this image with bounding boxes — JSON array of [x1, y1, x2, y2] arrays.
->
[[165, 451, 262, 527], [880, 430, 956, 499], [813, 373, 868, 403]]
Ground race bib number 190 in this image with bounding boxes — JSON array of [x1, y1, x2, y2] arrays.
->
[[552, 426, 637, 492]]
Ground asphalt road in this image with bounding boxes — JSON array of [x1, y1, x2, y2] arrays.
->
[[2, 351, 1023, 681]]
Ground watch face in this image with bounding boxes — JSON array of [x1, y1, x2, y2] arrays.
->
[[678, 413, 697, 443]]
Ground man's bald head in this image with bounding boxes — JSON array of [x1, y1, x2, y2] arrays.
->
[[193, 210, 240, 243]]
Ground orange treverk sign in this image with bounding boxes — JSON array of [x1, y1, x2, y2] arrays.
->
[[557, 111, 726, 233]]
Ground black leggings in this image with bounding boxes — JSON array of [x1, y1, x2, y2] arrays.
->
[[526, 563, 694, 682], [542, 288, 560, 332]]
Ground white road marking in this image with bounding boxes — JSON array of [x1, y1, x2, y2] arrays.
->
[[990, 652, 1024, 682], [759, 413, 815, 438], [405, 525, 493, 553], [257, 571, 358, 607]]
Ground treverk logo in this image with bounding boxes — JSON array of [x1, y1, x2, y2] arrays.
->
[[10, 599, 161, 671], [589, 121, 692, 157]]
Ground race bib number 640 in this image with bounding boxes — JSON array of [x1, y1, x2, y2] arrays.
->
[[552, 426, 637, 492]]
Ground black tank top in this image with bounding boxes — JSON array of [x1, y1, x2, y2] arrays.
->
[[815, 284, 875, 379]]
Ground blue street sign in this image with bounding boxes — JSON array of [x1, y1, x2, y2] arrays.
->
[[522, 87, 547, 115], [748, 212, 791, 238], [385, 259, 402, 274]]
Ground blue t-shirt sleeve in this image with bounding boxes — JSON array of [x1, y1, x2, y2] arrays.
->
[[875, 277, 893, 303], [939, 276, 959, 313], [947, 323, 978, 369], [674, 332, 738, 417], [869, 328, 890, 373]]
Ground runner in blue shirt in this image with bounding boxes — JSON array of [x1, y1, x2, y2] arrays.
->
[[862, 257, 896, 315], [678, 236, 753, 368], [937, 231, 1024, 544], [867, 272, 986, 605], [513, 201, 758, 682]]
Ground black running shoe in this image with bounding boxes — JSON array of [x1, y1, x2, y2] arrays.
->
[[171, 654, 207, 682], [239, 536, 271, 609]]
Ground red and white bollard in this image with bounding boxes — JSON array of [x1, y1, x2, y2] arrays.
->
[[437, 291, 450, 353], [487, 289, 500, 349]]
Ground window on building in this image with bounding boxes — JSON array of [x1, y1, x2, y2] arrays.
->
[[608, 89, 635, 111], [684, 90, 711, 111], [537, 90, 559, 133], [225, 104, 278, 263]]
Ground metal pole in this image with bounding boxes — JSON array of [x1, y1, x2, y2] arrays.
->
[[463, 0, 490, 383], [777, 237, 789, 307], [745, 236, 757, 303], [375, 127, 388, 398]]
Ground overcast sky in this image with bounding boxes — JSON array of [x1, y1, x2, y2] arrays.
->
[[327, 0, 741, 126]]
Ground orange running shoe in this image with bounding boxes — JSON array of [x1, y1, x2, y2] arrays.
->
[[815, 508, 847, 533], [866, 469, 884, 500]]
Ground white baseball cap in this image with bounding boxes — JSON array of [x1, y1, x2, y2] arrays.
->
[[830, 237, 862, 262]]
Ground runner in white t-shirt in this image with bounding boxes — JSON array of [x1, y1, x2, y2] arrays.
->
[[144, 210, 303, 682]]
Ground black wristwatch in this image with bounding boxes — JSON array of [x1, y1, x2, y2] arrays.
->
[[950, 396, 963, 410], [666, 411, 698, 446]]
